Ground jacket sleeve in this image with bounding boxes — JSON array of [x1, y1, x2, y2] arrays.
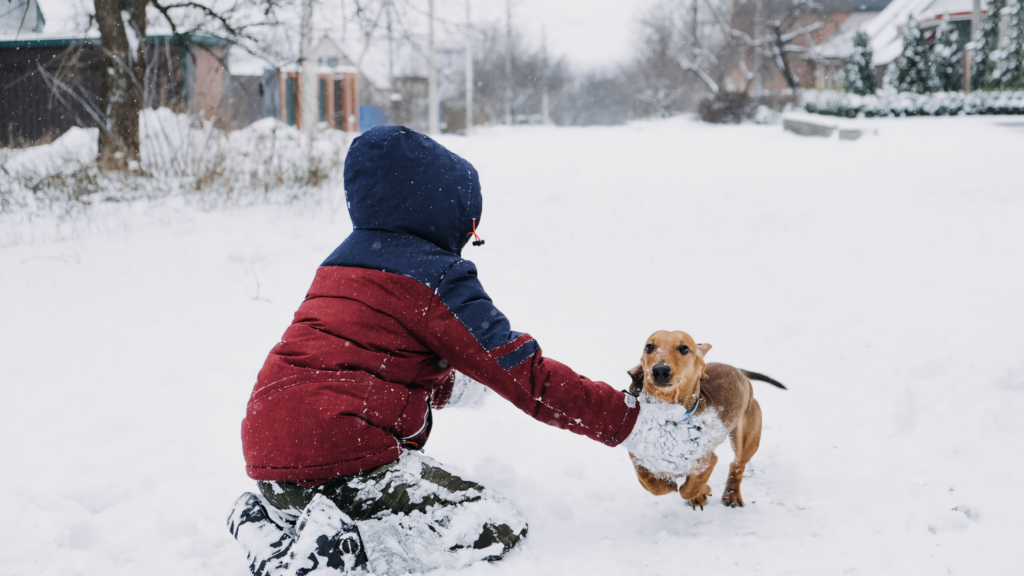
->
[[422, 259, 639, 446]]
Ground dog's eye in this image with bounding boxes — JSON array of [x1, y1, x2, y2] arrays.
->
[[678, 345, 690, 355], [645, 344, 655, 354]]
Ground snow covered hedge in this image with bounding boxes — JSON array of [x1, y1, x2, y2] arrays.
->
[[803, 90, 1024, 118], [0, 109, 350, 217]]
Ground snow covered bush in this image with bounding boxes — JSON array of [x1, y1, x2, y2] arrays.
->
[[0, 109, 350, 218], [994, 0, 1024, 89], [139, 109, 348, 203], [973, 0, 1006, 90], [698, 92, 755, 124], [897, 16, 932, 94], [845, 31, 876, 95], [0, 127, 103, 217], [930, 16, 963, 93], [803, 89, 1024, 117]]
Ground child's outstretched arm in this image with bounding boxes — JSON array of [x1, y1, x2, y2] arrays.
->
[[424, 259, 640, 447]]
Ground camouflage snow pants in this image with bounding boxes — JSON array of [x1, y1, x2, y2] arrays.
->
[[257, 451, 527, 575]]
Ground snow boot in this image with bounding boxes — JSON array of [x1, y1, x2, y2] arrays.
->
[[288, 494, 369, 575], [227, 492, 295, 576]]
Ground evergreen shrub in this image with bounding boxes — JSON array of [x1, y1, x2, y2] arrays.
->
[[803, 90, 1024, 117], [897, 17, 932, 93], [845, 31, 876, 95], [930, 16, 963, 92], [974, 0, 1005, 90], [995, 0, 1024, 89]]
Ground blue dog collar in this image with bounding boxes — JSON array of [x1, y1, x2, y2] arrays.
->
[[679, 397, 701, 423]]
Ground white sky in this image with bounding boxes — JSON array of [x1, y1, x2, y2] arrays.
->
[[35, 0, 656, 70], [463, 0, 658, 70]]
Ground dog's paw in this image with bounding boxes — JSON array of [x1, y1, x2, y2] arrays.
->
[[685, 485, 712, 510], [721, 487, 744, 508]]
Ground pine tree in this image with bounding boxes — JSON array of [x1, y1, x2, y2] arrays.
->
[[996, 0, 1024, 89], [897, 16, 932, 93], [882, 62, 899, 94], [930, 15, 963, 91], [973, 0, 1005, 91], [845, 30, 877, 95]]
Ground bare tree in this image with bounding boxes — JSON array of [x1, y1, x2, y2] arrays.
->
[[631, 3, 692, 116], [761, 0, 823, 90], [629, 0, 740, 116], [93, 0, 147, 170], [464, 24, 569, 125], [89, 0, 283, 170], [630, 0, 825, 104]]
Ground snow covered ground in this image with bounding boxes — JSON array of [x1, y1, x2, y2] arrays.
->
[[2, 115, 1023, 575]]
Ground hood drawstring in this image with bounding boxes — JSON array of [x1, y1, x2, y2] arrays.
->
[[467, 218, 485, 247]]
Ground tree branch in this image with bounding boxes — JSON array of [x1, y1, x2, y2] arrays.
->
[[677, 55, 720, 93]]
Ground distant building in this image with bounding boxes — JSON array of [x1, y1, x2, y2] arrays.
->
[[390, 76, 429, 133], [0, 30, 233, 145], [731, 0, 895, 93], [255, 36, 361, 132], [2, 13, 373, 146], [816, 0, 979, 89]]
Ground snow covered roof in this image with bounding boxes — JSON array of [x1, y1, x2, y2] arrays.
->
[[329, 32, 392, 91], [263, 33, 391, 89], [228, 47, 274, 77], [817, 0, 981, 64], [0, 0, 45, 35], [0, 30, 99, 47], [820, 0, 896, 12], [815, 12, 884, 59], [277, 63, 360, 75], [0, 31, 229, 49]]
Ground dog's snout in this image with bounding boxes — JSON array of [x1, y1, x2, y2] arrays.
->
[[651, 364, 672, 386]]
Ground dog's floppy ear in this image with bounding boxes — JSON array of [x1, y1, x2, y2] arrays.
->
[[627, 364, 644, 396], [696, 344, 712, 380]]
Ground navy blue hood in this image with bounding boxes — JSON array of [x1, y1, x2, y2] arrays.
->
[[343, 126, 482, 256]]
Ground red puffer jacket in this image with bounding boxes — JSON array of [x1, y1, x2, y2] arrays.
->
[[241, 127, 639, 486]]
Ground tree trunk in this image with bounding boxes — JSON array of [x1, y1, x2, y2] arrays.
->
[[773, 29, 799, 91], [94, 0, 147, 171]]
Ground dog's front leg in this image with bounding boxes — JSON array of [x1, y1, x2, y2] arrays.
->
[[630, 456, 677, 496], [678, 452, 718, 510]]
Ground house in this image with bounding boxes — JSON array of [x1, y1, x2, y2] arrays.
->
[[229, 33, 413, 133], [731, 0, 895, 93], [0, 28, 233, 145], [816, 0, 979, 88], [258, 36, 360, 132]]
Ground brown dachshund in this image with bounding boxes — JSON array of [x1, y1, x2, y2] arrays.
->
[[627, 330, 786, 510]]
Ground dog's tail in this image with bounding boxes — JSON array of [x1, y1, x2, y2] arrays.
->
[[740, 369, 788, 390]]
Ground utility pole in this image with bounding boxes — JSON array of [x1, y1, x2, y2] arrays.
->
[[465, 0, 474, 131], [753, 0, 763, 93], [967, 0, 982, 91], [387, 0, 395, 90], [300, 0, 317, 138], [386, 0, 398, 121], [504, 0, 513, 125], [541, 26, 550, 125], [428, 0, 439, 134]]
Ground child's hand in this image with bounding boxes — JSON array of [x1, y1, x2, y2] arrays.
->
[[623, 398, 726, 477]]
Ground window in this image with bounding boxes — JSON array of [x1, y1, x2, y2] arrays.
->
[[319, 78, 327, 122], [333, 79, 344, 128], [285, 76, 296, 126]]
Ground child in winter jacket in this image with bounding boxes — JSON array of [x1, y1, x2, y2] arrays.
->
[[227, 126, 709, 576]]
